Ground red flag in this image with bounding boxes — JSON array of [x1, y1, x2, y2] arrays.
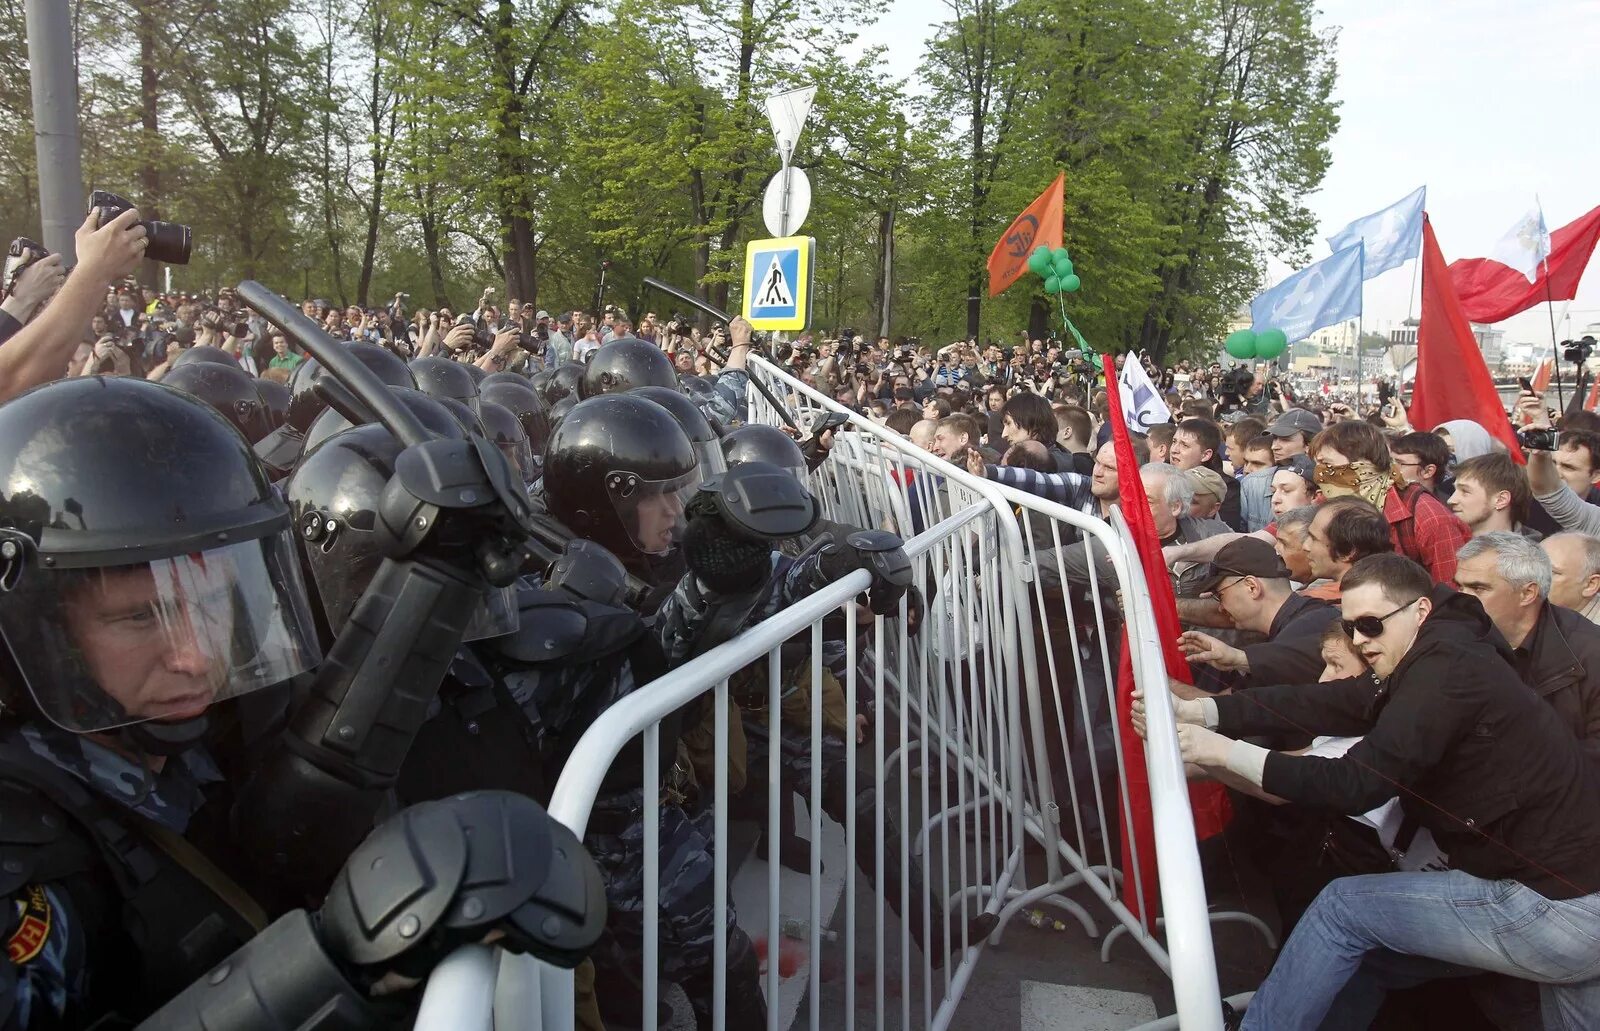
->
[[1447, 204, 1600, 324], [1586, 377, 1600, 413], [987, 173, 1064, 297], [1104, 361, 1231, 928], [1412, 216, 1524, 463]]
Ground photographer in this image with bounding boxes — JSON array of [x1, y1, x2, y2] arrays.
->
[[1521, 393, 1600, 536], [0, 208, 147, 401]]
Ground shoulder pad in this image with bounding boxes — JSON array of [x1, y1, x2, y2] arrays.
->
[[490, 591, 645, 665], [0, 779, 69, 896]]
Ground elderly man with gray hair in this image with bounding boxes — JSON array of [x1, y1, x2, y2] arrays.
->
[[1543, 531, 1600, 625], [1455, 531, 1600, 759]]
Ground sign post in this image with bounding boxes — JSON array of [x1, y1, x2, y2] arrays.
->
[[761, 85, 815, 240]]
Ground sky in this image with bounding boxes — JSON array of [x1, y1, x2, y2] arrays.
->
[[852, 0, 1600, 350]]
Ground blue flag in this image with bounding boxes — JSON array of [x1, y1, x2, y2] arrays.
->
[[1250, 243, 1364, 342], [1326, 186, 1425, 280]]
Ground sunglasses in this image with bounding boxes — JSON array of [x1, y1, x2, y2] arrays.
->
[[1341, 598, 1417, 639]]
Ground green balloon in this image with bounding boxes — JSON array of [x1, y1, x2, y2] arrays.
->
[[1027, 248, 1052, 275], [1043, 275, 1062, 294], [1061, 274, 1081, 293], [1051, 246, 1070, 264], [1224, 329, 1258, 360], [1256, 327, 1289, 359], [1058, 258, 1075, 278]]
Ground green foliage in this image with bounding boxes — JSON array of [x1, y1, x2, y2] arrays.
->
[[1, 0, 1335, 353]]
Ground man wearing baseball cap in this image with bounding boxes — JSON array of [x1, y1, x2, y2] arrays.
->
[[1268, 408, 1323, 463], [1187, 466, 1229, 522], [1177, 537, 1338, 687]]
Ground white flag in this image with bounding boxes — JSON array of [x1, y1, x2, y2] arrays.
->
[[1118, 354, 1171, 433], [1487, 207, 1551, 283]]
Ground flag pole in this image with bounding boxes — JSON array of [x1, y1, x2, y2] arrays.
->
[[1546, 268, 1565, 410], [1537, 197, 1565, 410]]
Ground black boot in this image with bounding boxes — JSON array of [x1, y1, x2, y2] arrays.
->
[[756, 785, 814, 874], [682, 928, 767, 1031]]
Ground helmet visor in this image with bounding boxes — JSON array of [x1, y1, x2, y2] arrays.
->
[[693, 439, 727, 479], [497, 435, 537, 485], [605, 465, 702, 556], [464, 584, 519, 642], [0, 532, 321, 734]]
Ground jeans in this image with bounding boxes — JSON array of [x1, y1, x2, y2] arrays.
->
[[1242, 869, 1600, 1030]]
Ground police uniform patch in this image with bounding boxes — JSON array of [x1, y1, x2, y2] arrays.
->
[[7, 884, 52, 964]]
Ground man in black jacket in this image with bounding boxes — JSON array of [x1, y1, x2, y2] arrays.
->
[[1455, 531, 1600, 762], [1155, 554, 1600, 1029]]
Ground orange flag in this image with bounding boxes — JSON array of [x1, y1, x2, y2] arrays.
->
[[987, 172, 1064, 297]]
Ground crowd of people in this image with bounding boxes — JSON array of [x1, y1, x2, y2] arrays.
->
[[1, 202, 1598, 1030]]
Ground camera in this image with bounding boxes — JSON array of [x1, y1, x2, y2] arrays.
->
[[3, 237, 46, 296], [1517, 426, 1558, 452], [1562, 336, 1596, 365], [1218, 365, 1255, 397], [455, 311, 491, 351], [87, 190, 191, 265]]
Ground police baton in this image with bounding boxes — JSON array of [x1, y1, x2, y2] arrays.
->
[[642, 277, 800, 430]]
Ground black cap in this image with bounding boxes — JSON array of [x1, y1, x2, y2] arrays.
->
[[1197, 537, 1292, 595]]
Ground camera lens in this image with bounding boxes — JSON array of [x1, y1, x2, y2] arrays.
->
[[137, 216, 190, 264]]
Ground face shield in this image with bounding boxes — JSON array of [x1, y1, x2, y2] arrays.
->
[[0, 532, 320, 734], [496, 434, 537, 485], [606, 464, 702, 556], [464, 584, 519, 641], [693, 439, 727, 479]]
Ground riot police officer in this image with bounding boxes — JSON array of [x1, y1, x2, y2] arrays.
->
[[0, 376, 603, 1027]]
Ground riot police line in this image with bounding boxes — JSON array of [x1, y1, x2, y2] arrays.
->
[[0, 268, 982, 1030]]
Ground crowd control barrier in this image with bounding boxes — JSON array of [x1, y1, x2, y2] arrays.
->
[[414, 356, 1231, 1030]]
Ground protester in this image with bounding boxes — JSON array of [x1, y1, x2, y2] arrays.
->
[[1454, 532, 1600, 757], [1543, 532, 1600, 624], [1448, 452, 1533, 537], [1390, 430, 1453, 501], [1177, 537, 1338, 686], [1153, 553, 1600, 1030]]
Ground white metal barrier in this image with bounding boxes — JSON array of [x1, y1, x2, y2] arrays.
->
[[415, 357, 1229, 1030], [743, 357, 1228, 1029]]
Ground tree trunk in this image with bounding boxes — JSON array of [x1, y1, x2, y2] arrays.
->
[[319, 0, 346, 306], [420, 211, 449, 308], [873, 204, 894, 339]]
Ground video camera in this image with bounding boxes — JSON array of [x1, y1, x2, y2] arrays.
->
[[88, 190, 191, 265], [1562, 336, 1596, 365]]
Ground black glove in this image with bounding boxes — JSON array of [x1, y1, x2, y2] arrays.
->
[[681, 490, 773, 595], [320, 790, 607, 981], [818, 529, 912, 615]]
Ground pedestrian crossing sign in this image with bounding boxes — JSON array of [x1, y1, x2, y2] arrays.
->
[[742, 236, 814, 331]]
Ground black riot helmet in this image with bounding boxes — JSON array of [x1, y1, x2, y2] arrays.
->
[[481, 379, 549, 471], [161, 360, 273, 444], [410, 356, 482, 413], [482, 370, 532, 390], [632, 385, 725, 478], [480, 401, 536, 484], [255, 375, 289, 429], [287, 423, 516, 645], [543, 395, 702, 560], [172, 344, 244, 370], [544, 363, 584, 407], [462, 362, 489, 386], [721, 423, 807, 480], [301, 385, 467, 459], [286, 342, 416, 432], [0, 377, 320, 743], [578, 337, 677, 399]]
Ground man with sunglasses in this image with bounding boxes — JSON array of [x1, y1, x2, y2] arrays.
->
[[1176, 538, 1337, 687], [1158, 553, 1600, 1029]]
